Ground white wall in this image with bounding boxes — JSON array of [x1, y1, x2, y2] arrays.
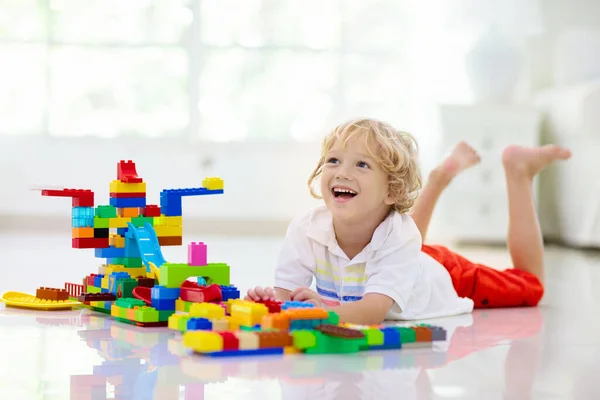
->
[[0, 136, 323, 228]]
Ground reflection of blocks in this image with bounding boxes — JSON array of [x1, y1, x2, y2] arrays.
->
[[188, 242, 207, 266]]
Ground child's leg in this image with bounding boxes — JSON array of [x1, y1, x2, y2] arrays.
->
[[501, 144, 572, 283], [411, 142, 480, 241]]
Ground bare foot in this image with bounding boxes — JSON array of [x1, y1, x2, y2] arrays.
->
[[438, 141, 481, 179], [502, 144, 572, 179]]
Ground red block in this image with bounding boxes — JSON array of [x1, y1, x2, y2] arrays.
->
[[110, 192, 146, 198], [42, 188, 95, 207], [220, 332, 240, 351], [117, 160, 143, 183], [143, 205, 161, 217], [73, 238, 109, 249], [86, 274, 97, 286]]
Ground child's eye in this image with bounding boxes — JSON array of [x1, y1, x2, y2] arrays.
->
[[357, 161, 370, 169], [326, 157, 339, 164]]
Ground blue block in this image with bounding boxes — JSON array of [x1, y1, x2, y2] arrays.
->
[[109, 272, 131, 294], [282, 301, 315, 310], [151, 298, 176, 311], [101, 288, 109, 293], [72, 217, 94, 228], [205, 347, 284, 358], [151, 286, 180, 300], [72, 207, 94, 218], [117, 227, 128, 236], [187, 318, 212, 331], [381, 327, 401, 347], [95, 246, 126, 258], [220, 285, 240, 301], [109, 197, 146, 208], [93, 275, 104, 287]]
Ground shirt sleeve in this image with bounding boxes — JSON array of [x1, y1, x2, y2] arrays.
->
[[362, 217, 424, 314], [274, 217, 315, 291]]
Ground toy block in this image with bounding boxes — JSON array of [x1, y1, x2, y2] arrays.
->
[[413, 326, 433, 342], [36, 287, 69, 301], [397, 327, 416, 346], [231, 302, 268, 327], [143, 205, 161, 217], [78, 293, 116, 302], [188, 242, 207, 266], [282, 301, 315, 310], [72, 227, 94, 238], [110, 197, 146, 208], [109, 180, 146, 193], [291, 330, 317, 350], [108, 217, 131, 229], [93, 217, 110, 229], [86, 274, 97, 286], [118, 207, 141, 218], [180, 282, 221, 303], [153, 216, 182, 226], [117, 160, 143, 183], [187, 318, 212, 331], [94, 228, 109, 239], [154, 225, 183, 237], [283, 308, 329, 321], [151, 286, 180, 300], [168, 313, 187, 330], [109, 234, 125, 248], [135, 307, 159, 323], [202, 177, 224, 191], [110, 192, 146, 198], [151, 298, 176, 310], [129, 216, 154, 227], [362, 328, 385, 347], [183, 331, 223, 353], [95, 205, 117, 218], [109, 272, 131, 293], [116, 278, 137, 298], [158, 236, 182, 246], [255, 298, 281, 313], [236, 331, 259, 350], [110, 257, 143, 268], [160, 263, 230, 288], [95, 246, 125, 258], [256, 331, 292, 349], [116, 298, 146, 309], [73, 238, 109, 249], [212, 317, 230, 332], [189, 303, 226, 320], [261, 313, 290, 331], [157, 310, 175, 322], [43, 188, 94, 207], [221, 332, 239, 351], [93, 275, 104, 287], [86, 285, 102, 293], [219, 284, 240, 302]]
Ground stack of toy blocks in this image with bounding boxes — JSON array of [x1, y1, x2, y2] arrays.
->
[[172, 300, 447, 357]]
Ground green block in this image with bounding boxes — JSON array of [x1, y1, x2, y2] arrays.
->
[[86, 285, 102, 293], [93, 217, 110, 228], [160, 263, 230, 288], [116, 298, 146, 309], [95, 205, 117, 218], [326, 311, 339, 325], [304, 331, 364, 354], [130, 216, 154, 227], [136, 307, 159, 323], [397, 327, 416, 344], [158, 310, 175, 322], [178, 316, 191, 332], [118, 307, 128, 319], [363, 328, 384, 346], [292, 330, 317, 350], [112, 257, 143, 268], [117, 278, 138, 298]]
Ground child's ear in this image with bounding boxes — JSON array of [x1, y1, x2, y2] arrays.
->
[[384, 194, 395, 206]]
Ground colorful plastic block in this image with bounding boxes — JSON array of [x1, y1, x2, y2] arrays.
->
[[160, 263, 230, 288], [202, 177, 224, 190], [95, 205, 117, 218], [188, 242, 207, 266]]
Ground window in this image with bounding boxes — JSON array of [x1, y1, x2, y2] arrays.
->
[[0, 0, 470, 141]]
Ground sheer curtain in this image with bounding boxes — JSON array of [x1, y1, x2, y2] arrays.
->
[[0, 0, 471, 151]]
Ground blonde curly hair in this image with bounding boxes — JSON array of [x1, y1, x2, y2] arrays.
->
[[307, 118, 422, 214]]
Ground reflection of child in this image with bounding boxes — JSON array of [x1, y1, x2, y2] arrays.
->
[[246, 119, 572, 325]]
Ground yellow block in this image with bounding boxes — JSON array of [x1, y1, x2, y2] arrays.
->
[[168, 314, 183, 330], [109, 180, 147, 193], [175, 299, 186, 312], [231, 301, 268, 327], [105, 265, 146, 278], [72, 227, 94, 238], [118, 207, 140, 218], [189, 303, 225, 320], [109, 234, 125, 248], [109, 217, 131, 228], [202, 177, 224, 190], [110, 304, 120, 317], [183, 331, 223, 353], [153, 225, 182, 237], [101, 277, 109, 289], [153, 216, 182, 226]]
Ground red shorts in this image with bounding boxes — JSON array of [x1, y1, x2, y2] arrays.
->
[[421, 244, 544, 308]]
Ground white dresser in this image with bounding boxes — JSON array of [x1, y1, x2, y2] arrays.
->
[[437, 104, 541, 244]]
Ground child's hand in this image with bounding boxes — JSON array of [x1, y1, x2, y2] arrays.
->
[[244, 286, 276, 302], [290, 287, 324, 308]]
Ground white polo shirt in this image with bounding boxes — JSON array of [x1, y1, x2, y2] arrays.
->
[[274, 205, 474, 320]]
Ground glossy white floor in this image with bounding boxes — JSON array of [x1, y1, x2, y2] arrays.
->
[[1, 232, 599, 400]]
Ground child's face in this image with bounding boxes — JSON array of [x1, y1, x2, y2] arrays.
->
[[320, 133, 394, 224]]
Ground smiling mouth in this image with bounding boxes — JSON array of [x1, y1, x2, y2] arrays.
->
[[332, 187, 358, 200]]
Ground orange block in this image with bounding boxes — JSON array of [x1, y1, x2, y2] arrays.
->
[[109, 234, 125, 248], [126, 308, 137, 321], [283, 308, 329, 321], [72, 227, 94, 238], [118, 207, 141, 218], [261, 313, 290, 330]]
